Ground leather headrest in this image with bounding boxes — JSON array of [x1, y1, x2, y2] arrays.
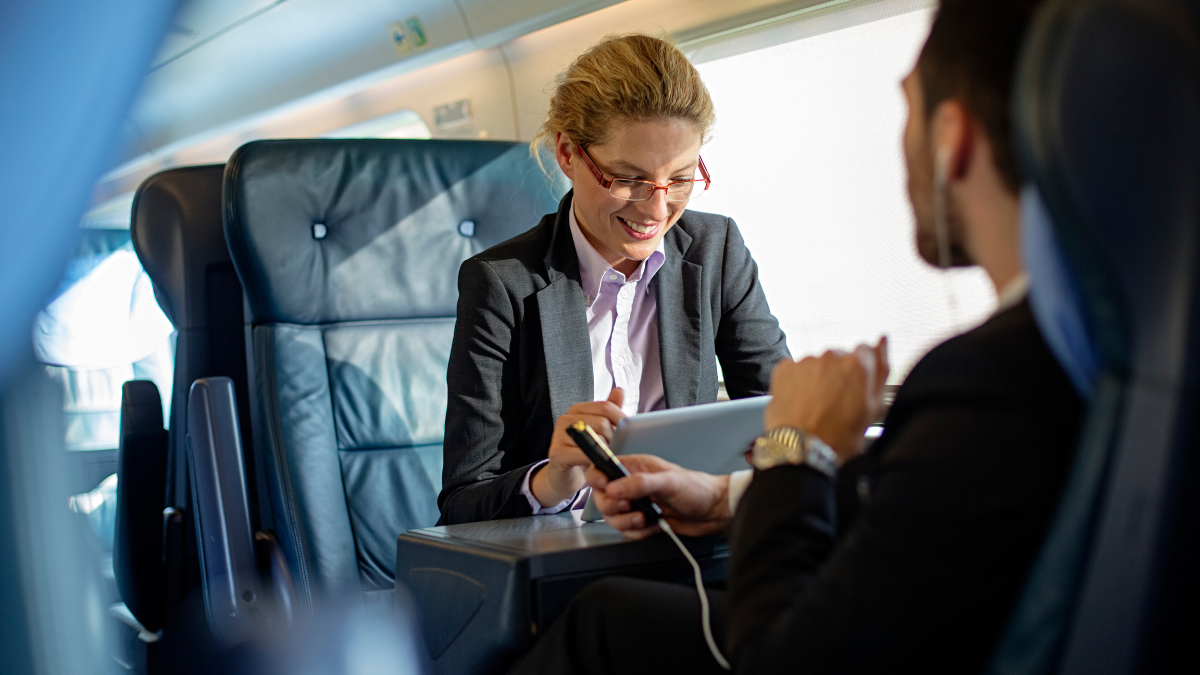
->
[[223, 139, 568, 325], [130, 165, 227, 329]]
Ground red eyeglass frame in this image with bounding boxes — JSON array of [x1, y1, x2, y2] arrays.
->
[[575, 144, 711, 199]]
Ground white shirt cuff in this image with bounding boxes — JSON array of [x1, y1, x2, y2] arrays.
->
[[520, 460, 588, 515], [728, 469, 754, 516]]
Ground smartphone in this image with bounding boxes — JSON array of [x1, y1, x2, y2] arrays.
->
[[567, 421, 662, 525]]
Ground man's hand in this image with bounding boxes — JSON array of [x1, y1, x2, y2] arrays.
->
[[586, 454, 731, 540], [765, 336, 889, 464], [532, 387, 626, 507]]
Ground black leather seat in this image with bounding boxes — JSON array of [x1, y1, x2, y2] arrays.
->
[[221, 139, 567, 609], [122, 164, 256, 634], [113, 379, 169, 632], [985, 0, 1200, 673]]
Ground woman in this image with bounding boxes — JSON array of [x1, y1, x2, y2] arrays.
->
[[437, 34, 788, 525]]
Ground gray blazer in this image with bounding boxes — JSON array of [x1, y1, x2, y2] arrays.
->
[[438, 192, 789, 525]]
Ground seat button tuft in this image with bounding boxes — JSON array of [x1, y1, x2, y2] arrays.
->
[[312, 223, 328, 240], [459, 220, 475, 237]]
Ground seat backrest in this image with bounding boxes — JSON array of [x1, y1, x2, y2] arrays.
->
[[113, 379, 169, 632], [986, 1, 1200, 673], [222, 139, 567, 609], [132, 164, 255, 515], [130, 164, 258, 634]]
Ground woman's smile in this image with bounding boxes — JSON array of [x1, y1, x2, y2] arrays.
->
[[617, 215, 662, 240]]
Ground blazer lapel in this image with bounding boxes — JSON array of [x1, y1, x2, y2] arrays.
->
[[656, 225, 702, 408], [538, 192, 593, 420]]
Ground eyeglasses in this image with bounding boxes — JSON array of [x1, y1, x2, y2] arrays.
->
[[576, 144, 711, 202]]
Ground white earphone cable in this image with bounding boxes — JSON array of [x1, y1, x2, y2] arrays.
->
[[933, 148, 962, 329], [659, 519, 731, 670]]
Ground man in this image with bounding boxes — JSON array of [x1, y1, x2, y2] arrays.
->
[[508, 0, 1085, 672]]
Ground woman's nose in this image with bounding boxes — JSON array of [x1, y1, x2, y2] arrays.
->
[[636, 189, 671, 222]]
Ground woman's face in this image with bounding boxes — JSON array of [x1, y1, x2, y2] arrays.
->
[[554, 119, 703, 276]]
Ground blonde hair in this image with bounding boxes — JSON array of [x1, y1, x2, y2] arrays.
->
[[532, 34, 714, 162]]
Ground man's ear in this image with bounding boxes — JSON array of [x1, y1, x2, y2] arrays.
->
[[554, 132, 575, 178], [930, 100, 974, 182]]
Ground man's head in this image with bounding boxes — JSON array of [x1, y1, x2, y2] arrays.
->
[[903, 0, 1045, 276]]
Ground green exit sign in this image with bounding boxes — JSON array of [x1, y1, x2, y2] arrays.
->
[[405, 16, 428, 48], [388, 15, 428, 57]]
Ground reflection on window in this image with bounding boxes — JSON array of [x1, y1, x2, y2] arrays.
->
[[695, 8, 996, 383], [34, 216, 174, 451]]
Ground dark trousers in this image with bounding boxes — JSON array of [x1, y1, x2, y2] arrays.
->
[[508, 577, 731, 675]]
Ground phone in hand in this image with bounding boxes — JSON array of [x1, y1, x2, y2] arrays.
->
[[566, 421, 662, 525]]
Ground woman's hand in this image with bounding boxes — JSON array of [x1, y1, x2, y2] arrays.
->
[[531, 387, 626, 507], [586, 454, 731, 540], [764, 336, 889, 464]]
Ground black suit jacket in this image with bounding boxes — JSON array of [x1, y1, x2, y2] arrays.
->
[[728, 299, 1085, 674], [438, 192, 790, 525]]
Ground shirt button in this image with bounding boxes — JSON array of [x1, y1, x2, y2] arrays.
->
[[609, 274, 619, 281], [617, 357, 625, 366], [585, 295, 592, 305]]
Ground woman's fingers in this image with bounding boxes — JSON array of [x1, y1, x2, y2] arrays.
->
[[606, 386, 625, 410], [577, 414, 615, 440], [559, 413, 615, 441], [567, 399, 626, 425]]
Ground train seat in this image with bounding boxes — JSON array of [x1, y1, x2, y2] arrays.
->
[[221, 138, 567, 609], [121, 164, 256, 641], [113, 379, 169, 633], [986, 0, 1200, 673]]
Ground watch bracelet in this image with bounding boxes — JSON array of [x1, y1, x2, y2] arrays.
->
[[753, 427, 837, 477]]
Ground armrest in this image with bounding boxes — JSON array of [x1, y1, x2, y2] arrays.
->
[[113, 380, 169, 633], [255, 530, 297, 629], [187, 376, 264, 644]]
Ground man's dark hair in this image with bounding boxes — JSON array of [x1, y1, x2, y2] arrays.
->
[[917, 0, 1046, 193]]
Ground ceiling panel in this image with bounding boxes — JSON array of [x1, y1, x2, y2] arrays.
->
[[126, 0, 622, 164]]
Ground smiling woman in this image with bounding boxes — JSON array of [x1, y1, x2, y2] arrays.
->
[[437, 34, 792, 525]]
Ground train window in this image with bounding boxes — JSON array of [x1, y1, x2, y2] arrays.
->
[[33, 194, 175, 452], [693, 2, 996, 382]]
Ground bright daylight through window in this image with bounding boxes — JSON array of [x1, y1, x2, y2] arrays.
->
[[694, 4, 996, 383], [34, 213, 175, 452]]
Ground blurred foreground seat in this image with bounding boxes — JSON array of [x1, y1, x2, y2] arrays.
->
[[986, 1, 1200, 673]]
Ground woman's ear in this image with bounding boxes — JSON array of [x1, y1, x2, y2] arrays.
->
[[554, 132, 576, 179]]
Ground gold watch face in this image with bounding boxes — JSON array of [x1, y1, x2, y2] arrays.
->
[[753, 431, 837, 477]]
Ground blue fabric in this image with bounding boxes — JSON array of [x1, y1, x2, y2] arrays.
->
[[1021, 184, 1099, 400], [0, 1, 178, 387]]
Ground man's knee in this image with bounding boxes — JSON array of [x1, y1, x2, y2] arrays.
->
[[561, 576, 649, 634]]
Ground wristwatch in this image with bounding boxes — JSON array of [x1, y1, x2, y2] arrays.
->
[[751, 427, 838, 478]]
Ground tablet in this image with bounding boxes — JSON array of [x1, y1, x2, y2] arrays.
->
[[580, 396, 769, 521], [611, 395, 769, 474]]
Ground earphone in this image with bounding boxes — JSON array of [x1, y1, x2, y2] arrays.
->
[[934, 146, 961, 329], [934, 146, 953, 271]]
